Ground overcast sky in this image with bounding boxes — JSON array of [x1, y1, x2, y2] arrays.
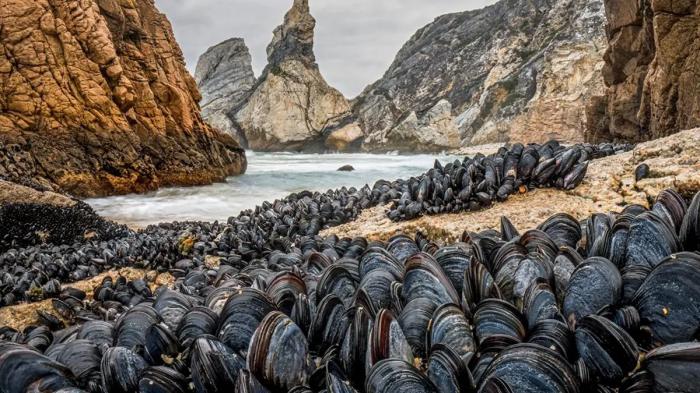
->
[[155, 0, 497, 98]]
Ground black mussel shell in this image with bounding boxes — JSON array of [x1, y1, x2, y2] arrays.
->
[[217, 288, 277, 356], [340, 306, 372, 390], [144, 323, 179, 365], [317, 265, 358, 308], [500, 217, 519, 242], [527, 319, 574, 359], [462, 261, 502, 318], [100, 347, 147, 393], [402, 253, 460, 307], [643, 342, 700, 393], [522, 280, 564, 330], [473, 299, 526, 345], [634, 164, 650, 182], [368, 309, 413, 370], [427, 344, 475, 393], [427, 303, 476, 366], [177, 306, 218, 349], [632, 252, 700, 345], [55, 339, 102, 391], [575, 314, 639, 384], [77, 321, 114, 348], [0, 342, 75, 393], [538, 213, 582, 250], [265, 271, 306, 316], [478, 343, 579, 393], [680, 191, 700, 252], [247, 311, 308, 391], [365, 359, 438, 393], [625, 212, 681, 269], [114, 304, 160, 349], [139, 366, 188, 393], [309, 294, 349, 355], [398, 298, 436, 358], [153, 289, 192, 333], [563, 257, 621, 325], [190, 337, 245, 393]]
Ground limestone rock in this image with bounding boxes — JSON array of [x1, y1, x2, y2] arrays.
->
[[0, 0, 246, 197], [586, 0, 700, 143], [234, 0, 354, 152], [362, 100, 461, 153], [195, 38, 256, 145], [355, 0, 607, 148]]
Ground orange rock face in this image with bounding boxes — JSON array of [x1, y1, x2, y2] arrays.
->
[[0, 0, 246, 197]]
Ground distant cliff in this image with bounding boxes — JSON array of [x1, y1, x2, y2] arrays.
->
[[195, 38, 256, 146], [355, 0, 608, 148], [586, 0, 700, 143], [0, 0, 246, 197]]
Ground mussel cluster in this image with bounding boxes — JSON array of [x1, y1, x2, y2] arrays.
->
[[0, 141, 628, 306], [386, 141, 631, 220], [1, 188, 698, 392]]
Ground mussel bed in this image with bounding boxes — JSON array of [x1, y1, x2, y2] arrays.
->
[[0, 141, 629, 306], [0, 187, 699, 392]]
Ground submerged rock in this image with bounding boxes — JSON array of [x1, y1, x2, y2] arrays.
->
[[0, 0, 246, 197], [337, 165, 355, 172]]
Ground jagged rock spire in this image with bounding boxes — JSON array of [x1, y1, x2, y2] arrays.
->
[[267, 0, 316, 66]]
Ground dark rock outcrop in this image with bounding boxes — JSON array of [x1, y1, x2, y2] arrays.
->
[[195, 38, 256, 145], [0, 0, 247, 197], [233, 0, 361, 152], [354, 0, 607, 147], [586, 0, 700, 143]]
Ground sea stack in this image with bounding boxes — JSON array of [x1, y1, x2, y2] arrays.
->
[[195, 38, 256, 145], [0, 0, 246, 197], [233, 0, 361, 152]]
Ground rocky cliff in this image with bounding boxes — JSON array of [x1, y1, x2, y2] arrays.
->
[[195, 38, 256, 145], [354, 0, 607, 148], [233, 0, 360, 152], [0, 0, 246, 197], [586, 0, 700, 143]]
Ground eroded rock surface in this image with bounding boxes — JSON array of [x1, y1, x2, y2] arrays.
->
[[0, 0, 246, 197], [195, 38, 256, 145], [323, 129, 700, 243], [233, 0, 357, 152], [586, 0, 700, 143], [354, 0, 607, 148]]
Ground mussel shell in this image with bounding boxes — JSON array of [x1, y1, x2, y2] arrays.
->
[[478, 343, 579, 393], [402, 253, 460, 307], [139, 366, 188, 393], [398, 298, 436, 358], [625, 212, 681, 269], [100, 347, 147, 393], [217, 288, 277, 356], [427, 304, 475, 366], [0, 342, 75, 393], [644, 342, 700, 393], [632, 252, 700, 345], [247, 311, 308, 391], [680, 191, 700, 252], [177, 306, 218, 349], [368, 309, 413, 369], [563, 257, 621, 325], [473, 299, 526, 344], [575, 315, 639, 384], [522, 280, 564, 330], [190, 337, 245, 393], [426, 344, 474, 393], [527, 319, 574, 359], [365, 359, 438, 393], [308, 294, 349, 354], [153, 289, 192, 333], [340, 306, 372, 389]]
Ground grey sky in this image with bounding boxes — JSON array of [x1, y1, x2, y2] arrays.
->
[[155, 0, 498, 98]]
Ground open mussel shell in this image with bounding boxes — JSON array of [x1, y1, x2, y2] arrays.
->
[[478, 343, 579, 393], [368, 309, 413, 370], [642, 342, 700, 393], [0, 342, 76, 393], [247, 311, 309, 391], [474, 299, 526, 345], [139, 366, 188, 393], [680, 191, 700, 252], [365, 359, 438, 393], [632, 252, 700, 345], [402, 253, 460, 307], [427, 344, 475, 393], [563, 257, 621, 325], [100, 347, 147, 393], [575, 314, 639, 384], [427, 303, 476, 366], [625, 212, 681, 269], [217, 288, 277, 356]]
